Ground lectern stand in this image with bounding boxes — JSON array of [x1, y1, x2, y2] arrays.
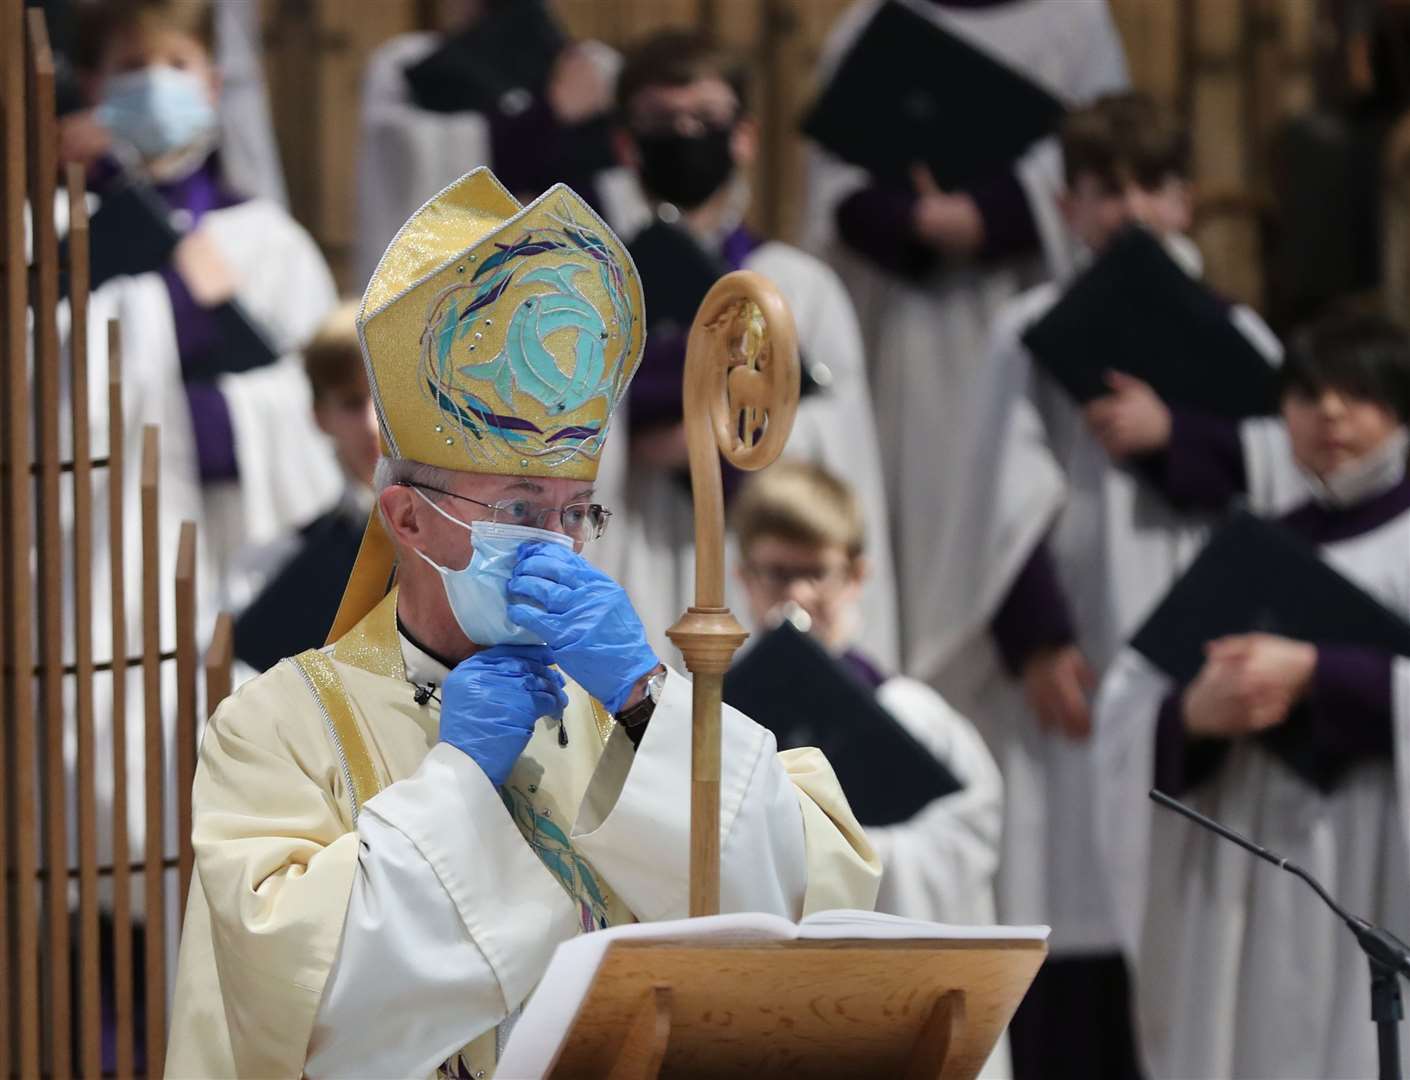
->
[[544, 935, 1045, 1079], [530, 271, 1046, 1079]]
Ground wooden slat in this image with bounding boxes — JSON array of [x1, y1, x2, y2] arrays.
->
[[67, 160, 102, 1080], [0, 0, 27, 1069], [26, 12, 72, 1077], [140, 424, 167, 1078], [175, 521, 198, 911], [108, 320, 136, 1079], [205, 612, 234, 721]]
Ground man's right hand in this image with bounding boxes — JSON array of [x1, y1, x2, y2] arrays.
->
[[439, 645, 568, 787], [1022, 643, 1096, 740]]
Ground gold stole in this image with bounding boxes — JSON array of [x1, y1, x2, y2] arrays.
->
[[289, 590, 634, 1077]]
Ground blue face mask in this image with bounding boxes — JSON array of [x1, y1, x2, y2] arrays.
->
[[97, 66, 217, 161], [412, 491, 573, 647]]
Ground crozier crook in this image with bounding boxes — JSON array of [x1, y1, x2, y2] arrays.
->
[[666, 269, 800, 918]]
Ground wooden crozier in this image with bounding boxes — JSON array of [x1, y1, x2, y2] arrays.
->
[[543, 273, 1046, 1079], [664, 269, 800, 918]]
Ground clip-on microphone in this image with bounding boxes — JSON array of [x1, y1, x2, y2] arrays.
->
[[1152, 788, 1410, 1080]]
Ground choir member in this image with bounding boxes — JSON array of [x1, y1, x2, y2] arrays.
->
[[927, 92, 1280, 1080], [1094, 312, 1410, 1079], [595, 29, 899, 669], [803, 0, 1128, 682], [354, 0, 644, 286]]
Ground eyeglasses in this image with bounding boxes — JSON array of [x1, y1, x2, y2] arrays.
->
[[399, 482, 612, 542], [742, 560, 851, 592]]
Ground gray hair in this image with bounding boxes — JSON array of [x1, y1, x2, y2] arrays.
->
[[372, 457, 460, 531]]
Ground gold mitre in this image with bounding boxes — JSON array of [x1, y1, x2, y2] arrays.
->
[[359, 168, 645, 480], [325, 169, 645, 643]]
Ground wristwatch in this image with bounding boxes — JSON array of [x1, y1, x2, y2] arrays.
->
[[616, 667, 667, 729]]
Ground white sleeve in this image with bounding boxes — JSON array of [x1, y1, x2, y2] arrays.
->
[[571, 667, 809, 922], [305, 743, 578, 1080], [868, 679, 1003, 925], [1091, 649, 1169, 956]]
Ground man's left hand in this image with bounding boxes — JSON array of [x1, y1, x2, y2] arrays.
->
[[507, 543, 660, 715]]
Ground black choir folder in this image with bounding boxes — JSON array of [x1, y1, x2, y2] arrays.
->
[[1022, 225, 1279, 418], [723, 621, 961, 827], [801, 0, 1065, 189], [629, 219, 828, 399], [1130, 511, 1410, 791], [403, 0, 565, 114], [628, 219, 728, 336]]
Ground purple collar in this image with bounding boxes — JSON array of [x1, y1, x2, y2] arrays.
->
[[840, 648, 888, 691], [721, 225, 758, 271], [1279, 474, 1410, 544], [152, 153, 241, 224]]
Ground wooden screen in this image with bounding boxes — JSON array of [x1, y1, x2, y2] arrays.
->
[[0, 4, 236, 1076]]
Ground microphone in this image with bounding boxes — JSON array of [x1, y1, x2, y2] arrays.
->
[[412, 683, 439, 706], [1152, 788, 1410, 1080], [1150, 789, 1410, 976]]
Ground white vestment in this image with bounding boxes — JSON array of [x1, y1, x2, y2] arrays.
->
[[592, 239, 900, 671], [354, 33, 646, 289], [166, 595, 880, 1078], [929, 262, 1283, 952], [61, 196, 339, 930], [802, 0, 1128, 681], [1095, 478, 1410, 1078]]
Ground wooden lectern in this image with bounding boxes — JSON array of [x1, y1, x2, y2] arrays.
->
[[542, 272, 1044, 1079]]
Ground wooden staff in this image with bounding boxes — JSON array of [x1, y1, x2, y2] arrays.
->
[[68, 160, 104, 1080], [141, 424, 166, 1078], [666, 270, 799, 918], [1, 0, 37, 1068]]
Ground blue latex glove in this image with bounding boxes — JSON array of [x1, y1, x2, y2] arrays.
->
[[439, 645, 569, 787], [507, 543, 660, 715]]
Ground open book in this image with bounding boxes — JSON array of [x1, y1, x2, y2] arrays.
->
[[496, 909, 1049, 1077]]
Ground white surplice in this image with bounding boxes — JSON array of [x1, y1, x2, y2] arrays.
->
[[926, 250, 1284, 953], [802, 0, 1128, 682], [1095, 472, 1410, 1079], [592, 239, 900, 671], [354, 33, 646, 289]]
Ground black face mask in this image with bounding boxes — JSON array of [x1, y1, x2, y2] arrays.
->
[[632, 125, 736, 210]]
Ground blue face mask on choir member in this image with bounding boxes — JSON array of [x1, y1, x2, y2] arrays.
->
[[97, 66, 218, 161], [411, 490, 574, 647]]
